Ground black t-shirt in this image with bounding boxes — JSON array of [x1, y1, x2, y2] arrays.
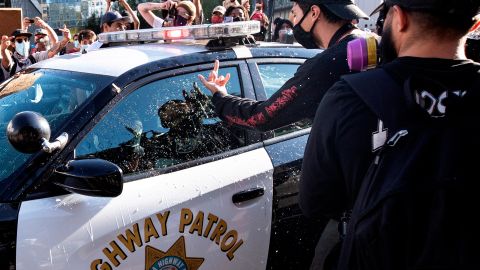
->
[[299, 57, 480, 220], [211, 33, 362, 132]]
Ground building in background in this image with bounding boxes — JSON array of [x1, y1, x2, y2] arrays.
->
[[10, 0, 42, 19], [38, 0, 108, 30], [43, 0, 83, 29], [81, 0, 108, 23], [271, 0, 291, 22], [0, 0, 12, 8]]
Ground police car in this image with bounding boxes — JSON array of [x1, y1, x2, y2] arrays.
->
[[0, 21, 325, 269]]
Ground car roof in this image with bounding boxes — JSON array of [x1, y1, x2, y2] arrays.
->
[[31, 43, 209, 77], [30, 41, 312, 77]]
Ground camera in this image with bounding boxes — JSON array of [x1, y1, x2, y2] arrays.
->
[[168, 7, 177, 18]]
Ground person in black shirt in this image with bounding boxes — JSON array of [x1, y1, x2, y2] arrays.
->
[[300, 0, 480, 268], [198, 0, 369, 132]]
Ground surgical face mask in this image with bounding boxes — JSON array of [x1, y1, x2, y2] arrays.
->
[[292, 9, 318, 49], [279, 29, 294, 44], [74, 40, 79, 48], [15, 40, 30, 57], [174, 15, 189, 27], [80, 44, 89, 53]]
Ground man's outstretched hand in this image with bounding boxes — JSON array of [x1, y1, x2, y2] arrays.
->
[[198, 60, 230, 95]]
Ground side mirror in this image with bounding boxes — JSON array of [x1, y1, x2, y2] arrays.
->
[[53, 159, 123, 197]]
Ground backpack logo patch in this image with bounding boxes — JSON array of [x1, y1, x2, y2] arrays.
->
[[414, 89, 467, 118], [372, 120, 387, 152]]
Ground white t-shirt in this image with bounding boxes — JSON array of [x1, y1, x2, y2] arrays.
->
[[153, 16, 165, 28]]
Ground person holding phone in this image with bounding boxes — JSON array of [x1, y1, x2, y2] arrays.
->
[[138, 0, 196, 28], [0, 25, 71, 82], [24, 17, 59, 50]]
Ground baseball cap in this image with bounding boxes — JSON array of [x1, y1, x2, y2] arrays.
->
[[34, 28, 48, 36], [212, 5, 226, 15], [11, 29, 32, 39], [101, 11, 132, 25], [177, 1, 197, 19], [371, 0, 480, 18], [292, 0, 369, 20]]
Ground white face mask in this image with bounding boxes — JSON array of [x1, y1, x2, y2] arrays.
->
[[80, 44, 89, 53], [74, 40, 79, 48], [15, 41, 30, 57]]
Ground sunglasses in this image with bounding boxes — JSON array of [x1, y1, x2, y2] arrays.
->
[[15, 38, 29, 43]]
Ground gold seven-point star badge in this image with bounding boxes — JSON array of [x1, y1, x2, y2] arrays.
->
[[145, 236, 204, 270]]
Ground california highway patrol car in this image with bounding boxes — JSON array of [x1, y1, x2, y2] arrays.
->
[[0, 21, 325, 269]]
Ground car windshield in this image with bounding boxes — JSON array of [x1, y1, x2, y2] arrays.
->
[[0, 69, 113, 182]]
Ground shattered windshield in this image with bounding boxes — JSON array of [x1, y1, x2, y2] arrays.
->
[[0, 69, 113, 182]]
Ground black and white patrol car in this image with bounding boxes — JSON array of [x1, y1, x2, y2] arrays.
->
[[0, 21, 326, 269]]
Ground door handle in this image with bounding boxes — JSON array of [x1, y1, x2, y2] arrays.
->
[[232, 187, 265, 204]]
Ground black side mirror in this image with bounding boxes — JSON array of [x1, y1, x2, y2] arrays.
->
[[53, 159, 123, 197]]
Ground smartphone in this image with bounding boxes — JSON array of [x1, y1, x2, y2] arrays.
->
[[27, 19, 35, 23]]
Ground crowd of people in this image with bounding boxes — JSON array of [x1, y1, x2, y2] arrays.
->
[[2, 0, 480, 269], [0, 0, 298, 83]]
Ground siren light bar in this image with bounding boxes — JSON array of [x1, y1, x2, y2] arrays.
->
[[98, 21, 261, 44]]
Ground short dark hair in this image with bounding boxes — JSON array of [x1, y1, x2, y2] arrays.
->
[[273, 18, 294, 41], [406, 9, 478, 38], [297, 2, 346, 24], [225, 5, 249, 19], [78, 29, 97, 42]]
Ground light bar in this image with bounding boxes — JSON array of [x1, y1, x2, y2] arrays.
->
[[98, 21, 261, 44]]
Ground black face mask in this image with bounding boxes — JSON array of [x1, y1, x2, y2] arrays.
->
[[233, 17, 245, 22], [174, 15, 189, 26], [292, 9, 318, 49]]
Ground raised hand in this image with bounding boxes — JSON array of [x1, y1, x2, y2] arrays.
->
[[197, 60, 230, 95], [1, 35, 12, 51], [59, 24, 71, 40]]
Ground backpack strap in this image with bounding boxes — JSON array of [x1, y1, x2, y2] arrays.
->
[[28, 54, 37, 65], [342, 68, 405, 129], [10, 57, 19, 77]]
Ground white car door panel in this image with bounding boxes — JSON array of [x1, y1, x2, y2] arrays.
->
[[17, 148, 273, 270]]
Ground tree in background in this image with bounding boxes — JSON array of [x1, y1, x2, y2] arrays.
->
[[85, 12, 101, 34], [202, 0, 219, 23]]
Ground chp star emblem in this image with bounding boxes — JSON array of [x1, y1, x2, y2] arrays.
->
[[145, 236, 204, 270]]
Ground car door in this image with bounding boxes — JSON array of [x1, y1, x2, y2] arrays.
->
[[248, 59, 329, 269], [16, 62, 274, 270]]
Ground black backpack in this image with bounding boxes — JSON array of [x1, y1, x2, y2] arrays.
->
[[337, 68, 480, 270]]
